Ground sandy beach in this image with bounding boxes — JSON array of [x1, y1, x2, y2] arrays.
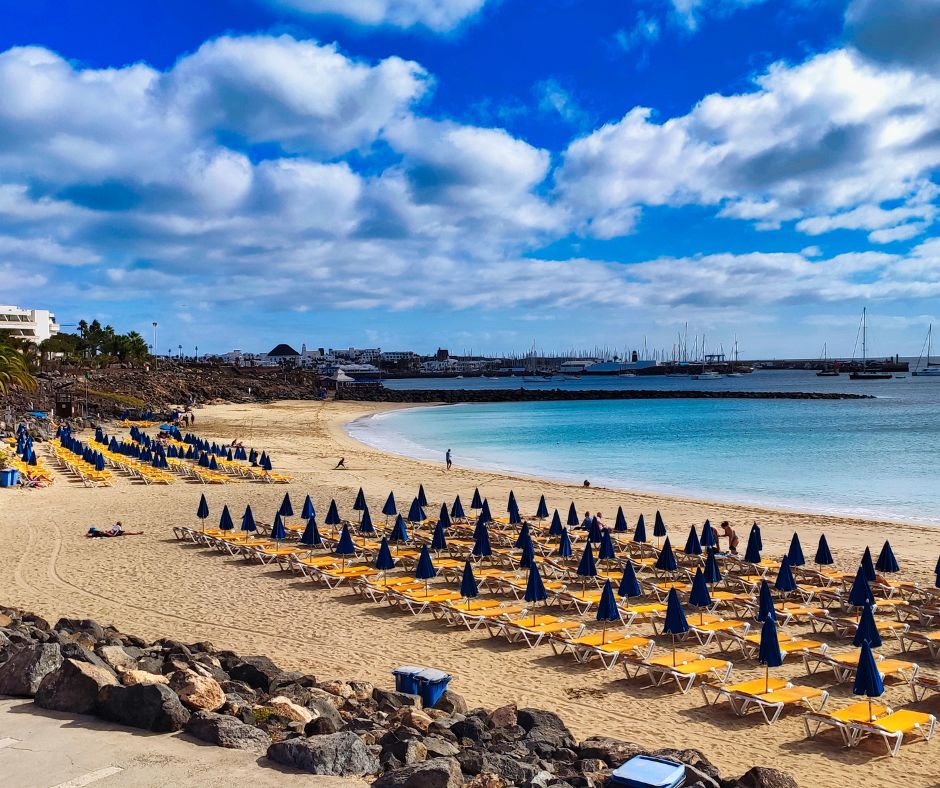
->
[[2, 399, 938, 787]]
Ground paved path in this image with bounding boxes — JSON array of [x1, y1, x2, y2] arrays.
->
[[0, 699, 367, 788]]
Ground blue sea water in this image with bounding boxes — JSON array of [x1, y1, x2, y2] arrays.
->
[[348, 371, 940, 526]]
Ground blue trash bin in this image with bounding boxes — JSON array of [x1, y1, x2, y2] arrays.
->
[[610, 755, 685, 788], [392, 665, 426, 695], [0, 469, 19, 488], [416, 668, 452, 708]]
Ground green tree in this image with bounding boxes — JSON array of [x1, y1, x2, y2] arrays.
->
[[0, 338, 37, 395]]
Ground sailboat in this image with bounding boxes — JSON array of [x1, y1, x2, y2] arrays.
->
[[912, 325, 940, 377], [816, 343, 840, 376], [691, 334, 720, 379], [725, 338, 744, 376], [849, 308, 892, 380]]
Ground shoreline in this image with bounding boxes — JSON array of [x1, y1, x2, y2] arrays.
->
[[3, 398, 939, 788], [344, 401, 940, 532]]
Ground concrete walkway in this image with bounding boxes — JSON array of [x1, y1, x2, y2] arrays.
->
[[0, 699, 368, 788]]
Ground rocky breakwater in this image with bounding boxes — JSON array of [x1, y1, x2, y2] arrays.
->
[[0, 606, 797, 787], [338, 388, 871, 404]]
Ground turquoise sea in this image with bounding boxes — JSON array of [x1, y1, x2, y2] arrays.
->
[[348, 371, 940, 526]]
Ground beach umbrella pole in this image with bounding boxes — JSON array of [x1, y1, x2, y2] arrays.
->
[[765, 665, 769, 694], [672, 634, 676, 667]]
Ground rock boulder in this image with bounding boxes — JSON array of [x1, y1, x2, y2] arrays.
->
[[266, 732, 378, 776], [0, 644, 62, 697], [96, 682, 190, 732], [35, 658, 118, 714]]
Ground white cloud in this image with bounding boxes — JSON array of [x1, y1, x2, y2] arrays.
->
[[264, 0, 488, 31], [556, 49, 940, 241], [535, 79, 590, 128], [615, 13, 661, 51], [668, 0, 769, 31]]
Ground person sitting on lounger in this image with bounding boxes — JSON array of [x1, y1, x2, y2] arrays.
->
[[594, 512, 606, 530], [580, 511, 594, 531]]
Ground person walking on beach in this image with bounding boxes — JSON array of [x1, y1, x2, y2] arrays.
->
[[333, 457, 347, 470], [718, 520, 739, 554], [445, 449, 452, 470]]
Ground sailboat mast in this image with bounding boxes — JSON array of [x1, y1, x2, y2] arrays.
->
[[862, 308, 867, 370]]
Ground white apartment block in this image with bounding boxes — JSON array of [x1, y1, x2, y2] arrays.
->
[[0, 305, 60, 343]]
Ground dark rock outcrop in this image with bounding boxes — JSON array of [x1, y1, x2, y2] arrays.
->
[[266, 732, 378, 776], [96, 683, 191, 732]]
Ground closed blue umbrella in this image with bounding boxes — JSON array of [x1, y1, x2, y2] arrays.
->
[[480, 499, 492, 523], [633, 515, 647, 544], [853, 602, 882, 649], [598, 529, 616, 563], [219, 505, 234, 532], [460, 560, 479, 603], [240, 505, 256, 533], [935, 556, 940, 590], [556, 527, 573, 558], [270, 513, 287, 543], [353, 487, 366, 511], [653, 511, 667, 540], [375, 537, 395, 585], [438, 503, 451, 530], [470, 488, 483, 510], [514, 522, 531, 550], [524, 561, 548, 624], [549, 510, 563, 536], [757, 579, 776, 622], [536, 495, 549, 520], [853, 641, 885, 722], [196, 494, 209, 527], [861, 547, 876, 582], [683, 525, 702, 556], [703, 549, 722, 585], [359, 505, 376, 536], [382, 492, 397, 521], [389, 515, 409, 551], [450, 495, 465, 520], [655, 537, 678, 573], [774, 556, 797, 594], [415, 544, 437, 595], [596, 579, 621, 642], [334, 524, 356, 571], [875, 541, 899, 574], [618, 560, 642, 599], [519, 537, 536, 570], [431, 518, 448, 552], [577, 541, 598, 583], [587, 517, 602, 543], [407, 497, 426, 524], [300, 517, 323, 548], [325, 499, 342, 529], [417, 484, 428, 507], [198, 453, 209, 468], [94, 454, 104, 471], [848, 566, 875, 608], [567, 502, 579, 527], [700, 520, 717, 550], [688, 567, 712, 624], [261, 455, 273, 472], [472, 521, 492, 558], [744, 528, 762, 564], [301, 495, 315, 520], [662, 587, 689, 666], [758, 616, 783, 692], [507, 490, 518, 515], [508, 503, 522, 526], [787, 533, 805, 566], [750, 522, 763, 552], [614, 507, 628, 533], [815, 534, 834, 566], [279, 493, 293, 518]]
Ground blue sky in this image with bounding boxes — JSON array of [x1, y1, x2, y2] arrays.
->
[[2, 0, 939, 358]]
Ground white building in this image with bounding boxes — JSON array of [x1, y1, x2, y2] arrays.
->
[[0, 305, 60, 344]]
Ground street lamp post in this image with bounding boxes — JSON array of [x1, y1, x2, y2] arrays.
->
[[178, 344, 182, 359], [195, 346, 198, 364], [152, 322, 158, 369]]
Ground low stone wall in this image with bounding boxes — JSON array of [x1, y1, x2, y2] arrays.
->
[[0, 606, 797, 787], [337, 388, 870, 404]]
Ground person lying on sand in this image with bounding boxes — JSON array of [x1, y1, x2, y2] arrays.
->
[[86, 522, 143, 538]]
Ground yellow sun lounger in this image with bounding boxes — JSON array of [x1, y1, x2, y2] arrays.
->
[[551, 634, 654, 668], [846, 710, 937, 756], [448, 604, 526, 631], [732, 685, 829, 725], [700, 676, 790, 707], [803, 701, 893, 745], [498, 616, 584, 648], [625, 651, 733, 694]]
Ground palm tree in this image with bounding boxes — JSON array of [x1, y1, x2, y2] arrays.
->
[[0, 338, 37, 395]]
